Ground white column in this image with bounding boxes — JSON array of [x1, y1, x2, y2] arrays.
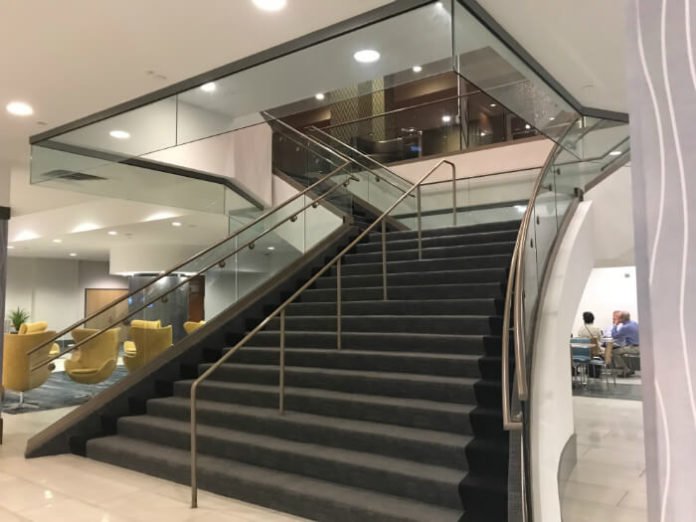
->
[[626, 1, 696, 520]]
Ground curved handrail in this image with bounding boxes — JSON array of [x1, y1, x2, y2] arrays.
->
[[27, 157, 352, 362], [190, 158, 455, 507], [500, 116, 580, 428], [305, 125, 416, 197]]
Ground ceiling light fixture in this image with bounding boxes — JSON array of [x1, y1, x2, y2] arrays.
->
[[353, 49, 380, 64], [108, 230, 118, 236], [267, 246, 276, 251], [609, 150, 623, 156], [252, 0, 287, 11], [171, 221, 182, 227], [6, 101, 34, 116], [549, 116, 556, 121], [480, 132, 487, 137], [52, 239, 62, 244], [200, 82, 216, 93], [69, 253, 77, 257], [72, 223, 100, 233], [525, 124, 531, 130], [109, 130, 130, 140], [489, 103, 497, 108], [14, 230, 40, 242], [412, 65, 423, 73], [441, 114, 452, 123], [315, 93, 325, 101], [435, 1, 445, 9]]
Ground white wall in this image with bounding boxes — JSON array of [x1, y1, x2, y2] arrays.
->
[[0, 162, 10, 208], [4, 258, 126, 331], [531, 201, 595, 522], [572, 266, 638, 336]]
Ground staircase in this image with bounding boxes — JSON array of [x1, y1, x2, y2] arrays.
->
[[86, 219, 518, 521]]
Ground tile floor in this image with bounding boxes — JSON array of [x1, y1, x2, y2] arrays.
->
[[0, 408, 306, 521], [560, 396, 648, 522]]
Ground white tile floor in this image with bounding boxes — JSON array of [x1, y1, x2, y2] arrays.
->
[[560, 396, 648, 522], [0, 408, 306, 521]]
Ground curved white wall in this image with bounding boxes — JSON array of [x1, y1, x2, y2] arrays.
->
[[530, 201, 594, 522]]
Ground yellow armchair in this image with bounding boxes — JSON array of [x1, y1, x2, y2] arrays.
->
[[18, 322, 60, 356], [183, 321, 206, 334], [124, 322, 173, 373], [65, 328, 120, 385], [2, 330, 57, 408]]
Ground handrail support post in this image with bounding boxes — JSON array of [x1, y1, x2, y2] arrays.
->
[[417, 186, 423, 260], [452, 165, 457, 226], [381, 220, 388, 301], [279, 309, 286, 414]]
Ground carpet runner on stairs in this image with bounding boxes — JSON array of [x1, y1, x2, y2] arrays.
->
[[86, 220, 518, 522]]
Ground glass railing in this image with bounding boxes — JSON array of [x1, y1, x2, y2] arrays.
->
[[302, 90, 540, 166], [23, 123, 367, 408], [500, 115, 631, 520]]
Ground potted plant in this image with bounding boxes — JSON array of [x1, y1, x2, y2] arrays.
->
[[7, 307, 30, 333]]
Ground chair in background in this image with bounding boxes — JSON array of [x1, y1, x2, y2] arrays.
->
[[18, 322, 60, 356], [2, 330, 57, 409], [570, 342, 592, 386], [124, 321, 173, 373], [65, 328, 121, 385], [183, 320, 206, 334]]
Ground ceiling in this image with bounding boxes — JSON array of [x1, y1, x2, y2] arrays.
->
[[0, 0, 393, 167], [477, 0, 628, 113]]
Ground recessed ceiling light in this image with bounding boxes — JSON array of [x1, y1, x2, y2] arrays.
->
[[267, 246, 276, 251], [489, 103, 497, 108], [435, 1, 445, 9], [525, 124, 531, 130], [252, 0, 287, 11], [108, 230, 118, 236], [52, 239, 62, 244], [442, 115, 452, 123], [412, 65, 423, 73], [353, 49, 380, 64], [480, 132, 487, 137], [69, 252, 77, 257], [6, 101, 34, 117], [609, 150, 623, 156], [200, 82, 216, 93], [171, 221, 182, 227], [549, 116, 556, 121], [315, 93, 325, 101], [109, 130, 130, 139]]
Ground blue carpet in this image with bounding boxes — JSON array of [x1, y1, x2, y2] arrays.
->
[[2, 366, 128, 414]]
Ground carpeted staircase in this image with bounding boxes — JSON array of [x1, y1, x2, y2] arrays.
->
[[86, 219, 518, 521]]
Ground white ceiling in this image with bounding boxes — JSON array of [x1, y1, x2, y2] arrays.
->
[[477, 0, 628, 113], [0, 0, 393, 167]]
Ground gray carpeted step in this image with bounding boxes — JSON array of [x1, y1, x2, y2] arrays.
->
[[299, 282, 505, 302], [368, 221, 520, 242], [263, 315, 501, 336], [313, 268, 507, 289], [86, 436, 462, 522], [343, 241, 515, 264], [355, 229, 518, 253], [116, 415, 463, 509], [244, 331, 501, 355], [231, 348, 485, 378], [335, 255, 511, 276], [172, 380, 475, 433], [199, 364, 479, 404], [146, 397, 472, 468], [286, 298, 502, 316]]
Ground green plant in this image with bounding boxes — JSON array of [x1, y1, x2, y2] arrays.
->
[[7, 307, 30, 332]]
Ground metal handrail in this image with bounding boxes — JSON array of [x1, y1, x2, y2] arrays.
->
[[27, 159, 353, 364], [306, 125, 415, 196], [190, 158, 456, 507], [500, 116, 580, 429]]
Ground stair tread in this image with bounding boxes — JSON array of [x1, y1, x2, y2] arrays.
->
[[179, 380, 477, 414], [239, 347, 487, 361], [255, 330, 500, 341], [340, 253, 511, 268], [121, 414, 466, 482], [150, 396, 473, 447], [273, 314, 501, 320], [367, 230, 517, 244], [289, 298, 500, 306], [205, 363, 480, 386], [322, 268, 505, 279], [88, 436, 462, 521]]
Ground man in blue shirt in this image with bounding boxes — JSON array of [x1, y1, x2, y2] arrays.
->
[[611, 312, 640, 376]]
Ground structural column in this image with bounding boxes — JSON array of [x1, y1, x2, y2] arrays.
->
[[626, 1, 696, 520]]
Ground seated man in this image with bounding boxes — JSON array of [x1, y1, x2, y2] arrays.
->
[[611, 311, 640, 377]]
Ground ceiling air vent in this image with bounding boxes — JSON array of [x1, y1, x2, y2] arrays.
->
[[42, 169, 107, 181]]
